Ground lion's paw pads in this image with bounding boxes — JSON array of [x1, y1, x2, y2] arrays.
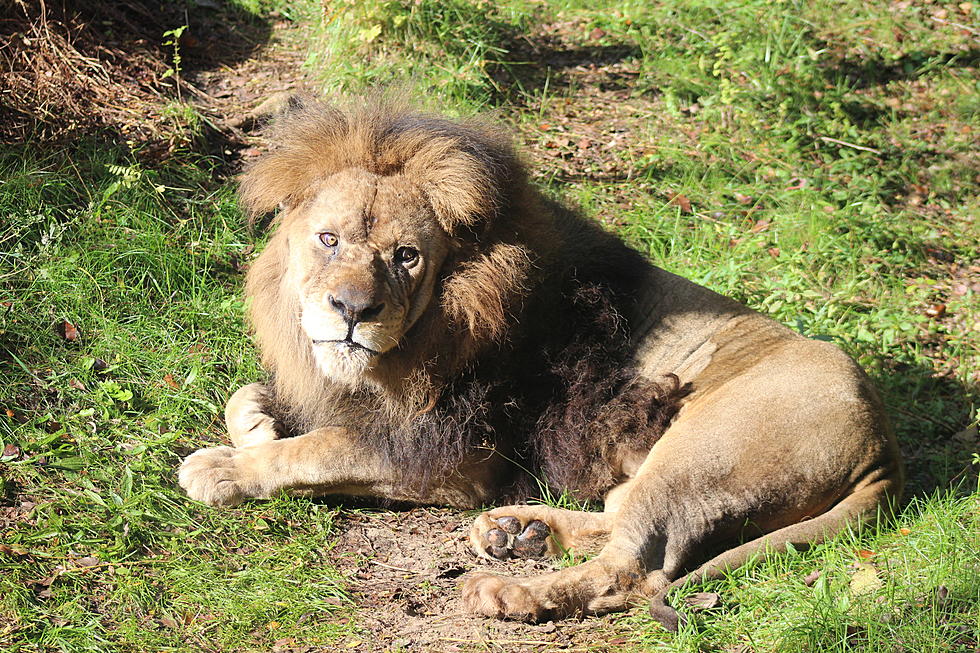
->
[[480, 516, 551, 560], [462, 572, 547, 621], [178, 446, 248, 507]]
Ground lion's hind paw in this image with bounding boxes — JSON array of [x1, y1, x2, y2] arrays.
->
[[462, 572, 548, 621], [473, 513, 553, 560]]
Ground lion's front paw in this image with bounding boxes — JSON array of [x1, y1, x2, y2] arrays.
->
[[178, 446, 257, 506], [470, 512, 553, 561], [462, 572, 548, 621]]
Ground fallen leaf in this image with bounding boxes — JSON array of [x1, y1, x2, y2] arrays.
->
[[734, 192, 754, 204], [750, 219, 771, 233], [589, 27, 606, 40], [952, 425, 978, 445], [785, 177, 807, 190], [163, 374, 180, 390], [683, 592, 720, 610], [59, 320, 79, 341], [576, 137, 592, 150], [669, 193, 692, 213], [767, 247, 780, 258], [159, 616, 177, 628], [68, 379, 86, 391], [899, 527, 911, 536], [849, 561, 882, 595], [857, 549, 875, 559], [803, 569, 822, 586], [74, 556, 100, 568], [4, 409, 13, 418]]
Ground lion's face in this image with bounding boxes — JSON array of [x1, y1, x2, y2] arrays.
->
[[281, 168, 451, 383]]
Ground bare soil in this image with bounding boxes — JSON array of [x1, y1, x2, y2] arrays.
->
[[316, 508, 638, 652]]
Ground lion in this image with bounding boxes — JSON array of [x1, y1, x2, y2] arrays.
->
[[178, 96, 904, 629]]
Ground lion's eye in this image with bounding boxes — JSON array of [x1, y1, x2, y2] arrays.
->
[[395, 246, 419, 265], [319, 232, 339, 248]]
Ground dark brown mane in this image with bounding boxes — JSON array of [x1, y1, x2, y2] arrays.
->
[[242, 96, 691, 503]]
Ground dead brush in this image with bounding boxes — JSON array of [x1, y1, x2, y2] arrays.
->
[[0, 0, 171, 144]]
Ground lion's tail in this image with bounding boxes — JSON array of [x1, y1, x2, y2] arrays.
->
[[648, 476, 901, 631]]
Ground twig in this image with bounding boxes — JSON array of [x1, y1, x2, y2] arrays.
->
[[818, 136, 881, 155], [930, 16, 980, 36], [438, 636, 566, 646], [368, 560, 421, 574]]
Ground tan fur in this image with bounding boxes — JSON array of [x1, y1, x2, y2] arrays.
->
[[178, 97, 904, 630]]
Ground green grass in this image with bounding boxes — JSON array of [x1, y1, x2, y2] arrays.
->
[[0, 151, 349, 649], [2, 0, 978, 650]]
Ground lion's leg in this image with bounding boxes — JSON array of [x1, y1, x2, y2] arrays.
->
[[470, 505, 613, 560], [463, 543, 668, 620], [179, 426, 495, 508], [225, 383, 279, 448]]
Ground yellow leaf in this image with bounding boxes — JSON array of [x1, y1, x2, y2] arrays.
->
[[849, 562, 882, 596]]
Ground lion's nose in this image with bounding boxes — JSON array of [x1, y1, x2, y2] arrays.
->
[[328, 293, 385, 324]]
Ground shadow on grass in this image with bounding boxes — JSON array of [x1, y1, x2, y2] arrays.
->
[[818, 46, 980, 90], [492, 41, 642, 104], [871, 359, 978, 499]]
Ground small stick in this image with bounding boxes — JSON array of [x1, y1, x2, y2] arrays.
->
[[438, 636, 564, 646], [368, 560, 421, 574], [818, 136, 881, 155]]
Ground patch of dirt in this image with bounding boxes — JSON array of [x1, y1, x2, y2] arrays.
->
[[320, 508, 638, 652]]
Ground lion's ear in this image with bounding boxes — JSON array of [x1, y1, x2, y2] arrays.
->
[[442, 241, 533, 342]]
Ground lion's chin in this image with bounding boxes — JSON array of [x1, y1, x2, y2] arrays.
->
[[312, 341, 379, 383]]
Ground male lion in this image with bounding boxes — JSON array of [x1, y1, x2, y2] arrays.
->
[[178, 97, 903, 629]]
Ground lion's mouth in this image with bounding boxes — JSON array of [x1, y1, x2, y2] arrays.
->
[[312, 338, 381, 356]]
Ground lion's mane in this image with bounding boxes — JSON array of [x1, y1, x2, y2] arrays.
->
[[240, 96, 690, 501]]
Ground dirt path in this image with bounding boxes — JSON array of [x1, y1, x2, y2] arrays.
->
[[324, 508, 637, 652]]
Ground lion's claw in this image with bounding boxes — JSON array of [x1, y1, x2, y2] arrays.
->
[[477, 515, 553, 560], [178, 446, 254, 506]]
